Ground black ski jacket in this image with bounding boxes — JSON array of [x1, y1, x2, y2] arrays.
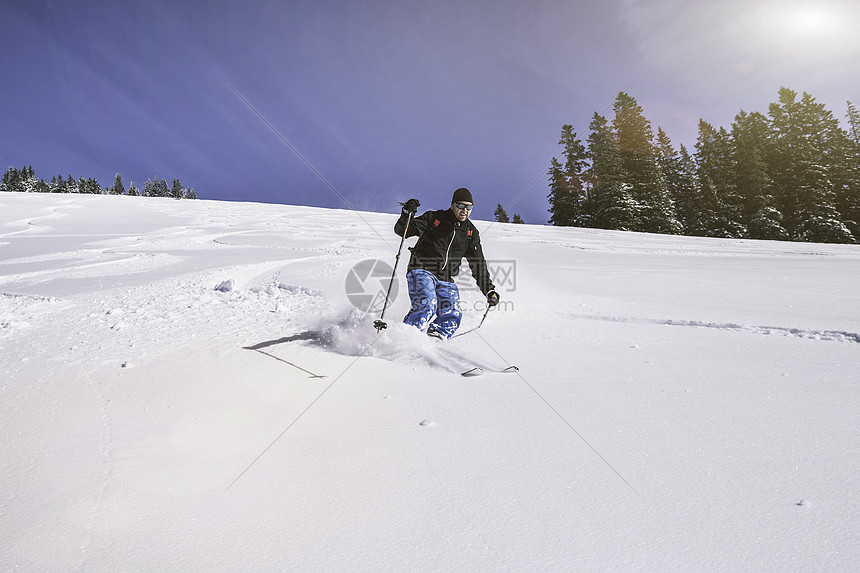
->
[[394, 208, 495, 295]]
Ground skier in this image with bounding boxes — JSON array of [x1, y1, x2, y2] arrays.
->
[[395, 188, 500, 339]]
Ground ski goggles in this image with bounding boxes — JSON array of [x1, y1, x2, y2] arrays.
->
[[453, 202, 473, 211]]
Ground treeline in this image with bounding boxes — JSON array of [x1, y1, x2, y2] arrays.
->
[[0, 166, 198, 200], [493, 203, 525, 224], [548, 87, 860, 244]]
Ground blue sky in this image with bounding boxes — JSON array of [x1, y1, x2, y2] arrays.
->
[[3, 0, 859, 225]]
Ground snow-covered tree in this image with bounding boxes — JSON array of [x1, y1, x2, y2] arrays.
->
[[1, 166, 198, 200], [547, 124, 588, 226], [846, 100, 860, 152], [768, 88, 854, 242], [731, 110, 785, 240], [655, 128, 695, 234], [612, 93, 680, 234], [692, 121, 742, 237], [171, 178, 184, 200], [586, 112, 634, 230], [110, 173, 125, 195], [547, 158, 572, 226], [494, 203, 510, 223], [0, 166, 41, 193], [832, 101, 860, 240], [1, 167, 20, 192], [673, 145, 700, 234]]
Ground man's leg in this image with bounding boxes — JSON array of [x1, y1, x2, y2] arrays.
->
[[403, 269, 438, 332], [428, 280, 461, 339]]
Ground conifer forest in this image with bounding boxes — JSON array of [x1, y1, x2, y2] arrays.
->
[[548, 87, 860, 244]]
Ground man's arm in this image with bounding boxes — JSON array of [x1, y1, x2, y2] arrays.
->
[[394, 202, 430, 239], [465, 229, 496, 296]]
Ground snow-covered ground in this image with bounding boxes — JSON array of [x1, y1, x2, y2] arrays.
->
[[2, 192, 858, 572]]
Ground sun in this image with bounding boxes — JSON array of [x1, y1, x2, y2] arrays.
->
[[754, 0, 859, 57], [782, 4, 840, 37]]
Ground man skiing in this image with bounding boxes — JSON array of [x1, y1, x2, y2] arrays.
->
[[395, 187, 499, 339]]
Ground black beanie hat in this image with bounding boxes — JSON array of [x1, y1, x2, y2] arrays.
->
[[452, 187, 473, 204]]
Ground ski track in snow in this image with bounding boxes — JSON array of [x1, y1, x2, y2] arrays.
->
[[568, 313, 860, 344]]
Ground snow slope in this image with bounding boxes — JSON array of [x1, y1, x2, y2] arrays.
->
[[2, 192, 858, 572]]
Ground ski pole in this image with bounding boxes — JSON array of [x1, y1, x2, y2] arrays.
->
[[449, 294, 496, 339], [374, 207, 413, 331], [477, 304, 492, 329]]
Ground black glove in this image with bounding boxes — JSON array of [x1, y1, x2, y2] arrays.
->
[[487, 290, 500, 307], [403, 198, 420, 214]]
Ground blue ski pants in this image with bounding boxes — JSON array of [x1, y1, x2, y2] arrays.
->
[[403, 269, 462, 339]]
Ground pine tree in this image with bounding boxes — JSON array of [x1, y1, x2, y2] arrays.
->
[[655, 128, 695, 233], [109, 173, 125, 195], [768, 88, 810, 238], [1, 167, 12, 192], [52, 174, 72, 193], [81, 176, 98, 193], [64, 174, 77, 193], [494, 203, 510, 223], [673, 145, 700, 234], [185, 187, 197, 200], [731, 110, 785, 240], [833, 101, 860, 240], [22, 166, 39, 193], [80, 177, 102, 194], [547, 125, 588, 226], [768, 88, 853, 242], [586, 112, 634, 230], [846, 101, 860, 152], [547, 157, 573, 226], [512, 214, 524, 224], [797, 94, 854, 243], [694, 120, 746, 237], [171, 178, 184, 200], [1, 167, 18, 192], [612, 92, 680, 234], [128, 182, 140, 197], [691, 121, 721, 236], [6, 166, 34, 192], [560, 124, 588, 225]]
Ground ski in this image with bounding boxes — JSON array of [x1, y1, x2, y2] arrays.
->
[[461, 365, 519, 377]]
